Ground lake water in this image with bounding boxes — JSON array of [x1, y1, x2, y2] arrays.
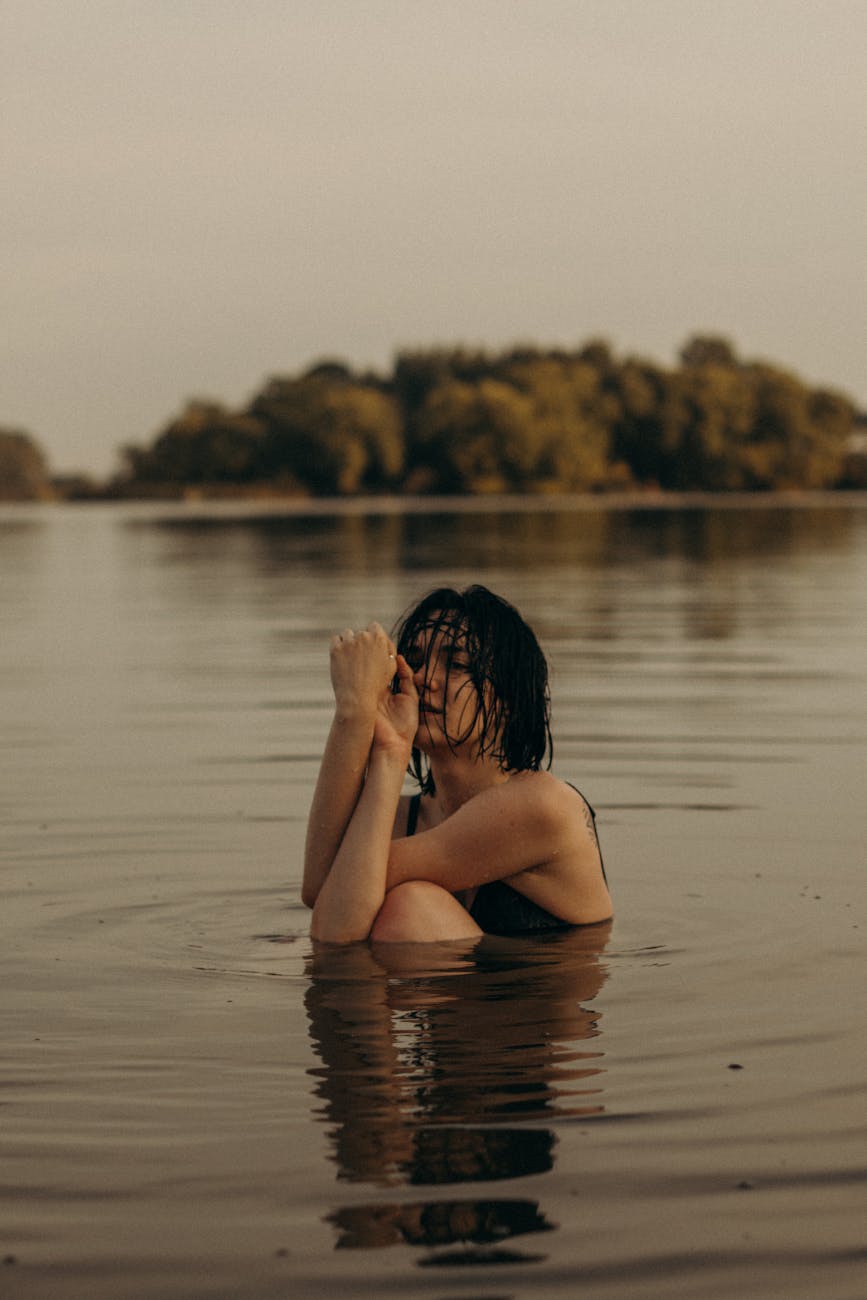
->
[[2, 497, 865, 1299]]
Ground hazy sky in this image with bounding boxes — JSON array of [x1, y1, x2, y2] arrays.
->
[[3, 0, 865, 475]]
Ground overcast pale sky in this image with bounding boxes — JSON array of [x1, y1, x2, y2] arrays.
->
[[2, 0, 865, 475]]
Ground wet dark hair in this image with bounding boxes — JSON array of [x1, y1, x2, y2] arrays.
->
[[394, 584, 552, 794]]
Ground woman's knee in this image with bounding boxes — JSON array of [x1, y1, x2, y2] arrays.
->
[[370, 881, 481, 943], [371, 881, 448, 941]]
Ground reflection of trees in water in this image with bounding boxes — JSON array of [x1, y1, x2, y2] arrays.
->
[[329, 1196, 553, 1257], [304, 926, 611, 1258], [129, 503, 859, 581], [119, 504, 863, 659], [0, 517, 49, 585], [618, 505, 856, 565], [129, 512, 406, 577]]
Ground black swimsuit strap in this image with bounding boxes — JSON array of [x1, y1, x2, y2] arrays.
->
[[405, 792, 421, 837], [566, 782, 608, 886]]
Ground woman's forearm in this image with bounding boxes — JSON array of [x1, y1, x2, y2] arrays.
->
[[302, 706, 376, 908], [310, 744, 409, 944], [303, 623, 401, 909]]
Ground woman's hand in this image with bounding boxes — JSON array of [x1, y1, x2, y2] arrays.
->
[[374, 651, 418, 759], [330, 622, 399, 718]]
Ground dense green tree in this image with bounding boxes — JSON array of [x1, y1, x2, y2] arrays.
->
[[251, 371, 403, 494], [496, 354, 613, 489], [608, 359, 669, 484], [122, 402, 265, 485], [0, 428, 53, 500], [658, 363, 757, 489], [679, 334, 739, 369], [412, 378, 537, 492], [742, 364, 853, 488], [576, 338, 618, 375], [611, 347, 854, 490]]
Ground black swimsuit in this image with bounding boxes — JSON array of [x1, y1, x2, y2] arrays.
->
[[403, 785, 607, 936]]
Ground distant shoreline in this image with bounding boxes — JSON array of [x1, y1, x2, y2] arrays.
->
[[6, 487, 866, 520]]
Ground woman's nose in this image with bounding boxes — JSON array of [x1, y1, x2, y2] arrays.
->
[[414, 663, 437, 692]]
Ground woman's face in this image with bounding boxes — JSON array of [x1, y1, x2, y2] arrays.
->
[[404, 618, 487, 756]]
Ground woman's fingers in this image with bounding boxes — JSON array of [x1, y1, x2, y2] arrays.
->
[[330, 624, 396, 685], [394, 653, 418, 698], [332, 623, 387, 646]]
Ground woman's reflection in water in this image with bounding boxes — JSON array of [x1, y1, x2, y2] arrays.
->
[[304, 923, 611, 1261]]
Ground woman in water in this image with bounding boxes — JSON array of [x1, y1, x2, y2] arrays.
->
[[303, 585, 612, 943]]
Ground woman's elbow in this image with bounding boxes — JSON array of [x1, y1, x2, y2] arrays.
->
[[310, 917, 370, 945], [309, 897, 373, 945]]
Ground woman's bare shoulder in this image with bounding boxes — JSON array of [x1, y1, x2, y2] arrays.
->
[[506, 769, 587, 813], [501, 771, 599, 852], [507, 773, 610, 921]]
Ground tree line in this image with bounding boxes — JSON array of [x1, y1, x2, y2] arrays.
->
[[119, 336, 862, 496], [3, 336, 864, 502]]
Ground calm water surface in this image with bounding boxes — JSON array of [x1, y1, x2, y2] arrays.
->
[[2, 500, 865, 1298]]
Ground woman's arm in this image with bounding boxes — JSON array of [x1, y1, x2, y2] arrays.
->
[[310, 653, 418, 943], [310, 744, 410, 942], [302, 707, 375, 909], [302, 623, 400, 909], [385, 774, 612, 925]]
